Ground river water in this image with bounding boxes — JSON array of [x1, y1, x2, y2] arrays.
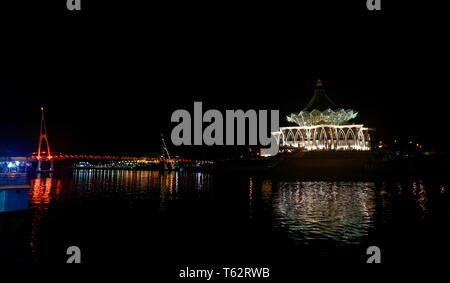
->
[[1, 169, 449, 267]]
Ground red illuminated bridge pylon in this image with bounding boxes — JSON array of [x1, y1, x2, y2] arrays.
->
[[37, 107, 53, 172]]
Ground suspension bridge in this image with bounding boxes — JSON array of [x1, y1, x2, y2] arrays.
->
[[1, 108, 213, 173]]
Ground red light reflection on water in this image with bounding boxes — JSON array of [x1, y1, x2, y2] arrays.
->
[[29, 177, 53, 204]]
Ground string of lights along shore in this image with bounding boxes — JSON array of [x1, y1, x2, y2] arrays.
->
[[276, 79, 372, 151]]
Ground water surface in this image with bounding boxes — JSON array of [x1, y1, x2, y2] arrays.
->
[[1, 169, 448, 265]]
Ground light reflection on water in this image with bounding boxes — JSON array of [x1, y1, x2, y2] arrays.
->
[[27, 170, 213, 261], [412, 180, 429, 214], [271, 181, 377, 245], [20, 170, 448, 263], [28, 171, 441, 249], [29, 170, 213, 207]]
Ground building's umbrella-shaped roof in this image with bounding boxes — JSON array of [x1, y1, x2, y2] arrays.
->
[[303, 79, 337, 111], [286, 79, 358, 126]]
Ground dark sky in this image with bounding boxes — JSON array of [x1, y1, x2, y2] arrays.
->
[[0, 1, 447, 156]]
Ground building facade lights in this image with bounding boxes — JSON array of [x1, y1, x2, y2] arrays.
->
[[277, 80, 371, 151]]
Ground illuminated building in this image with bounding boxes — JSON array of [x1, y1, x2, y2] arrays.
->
[[0, 157, 30, 173], [277, 80, 371, 151]]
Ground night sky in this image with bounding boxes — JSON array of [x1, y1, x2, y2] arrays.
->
[[1, 1, 447, 157]]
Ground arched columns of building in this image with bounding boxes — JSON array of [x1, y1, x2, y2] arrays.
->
[[279, 125, 370, 151]]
